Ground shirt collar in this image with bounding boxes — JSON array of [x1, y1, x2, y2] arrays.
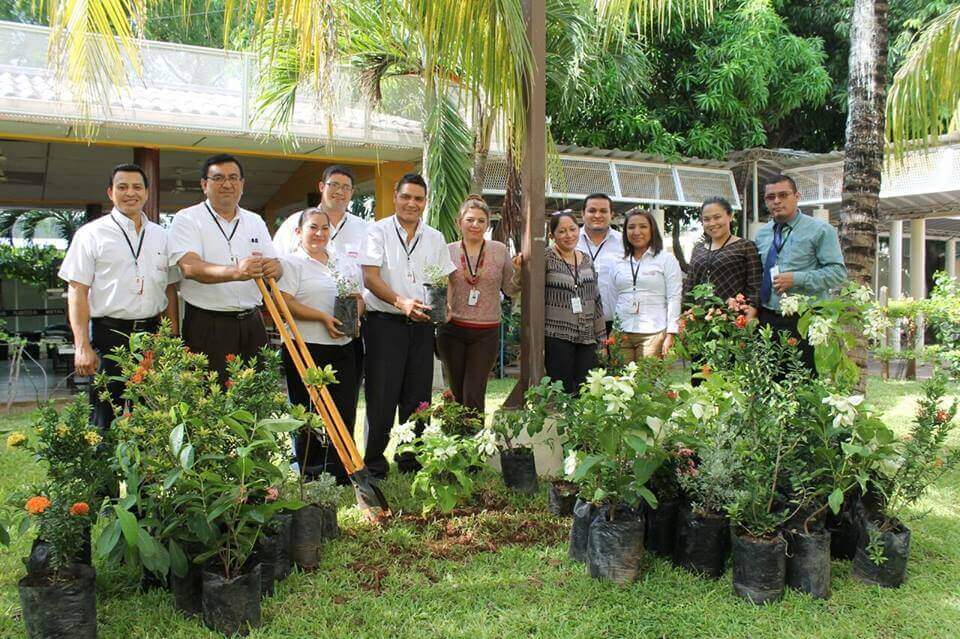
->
[[775, 210, 803, 229], [295, 245, 332, 268], [631, 247, 654, 261], [205, 199, 240, 223], [110, 208, 146, 231], [393, 215, 422, 243], [582, 228, 614, 248]]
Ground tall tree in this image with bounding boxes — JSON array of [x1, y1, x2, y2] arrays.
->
[[839, 0, 889, 384]]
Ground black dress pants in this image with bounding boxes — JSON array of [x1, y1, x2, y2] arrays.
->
[[544, 336, 598, 396], [759, 307, 817, 372], [89, 317, 159, 431], [182, 303, 269, 385], [362, 312, 435, 478], [283, 341, 358, 485]]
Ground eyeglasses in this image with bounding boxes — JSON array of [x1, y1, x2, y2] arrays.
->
[[205, 175, 243, 184], [764, 191, 795, 202], [324, 181, 353, 192]]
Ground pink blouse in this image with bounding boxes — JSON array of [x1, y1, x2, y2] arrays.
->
[[446, 240, 520, 327]]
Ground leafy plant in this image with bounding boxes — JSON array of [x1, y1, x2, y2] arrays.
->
[[395, 420, 482, 514], [301, 472, 345, 508], [0, 243, 65, 290], [21, 489, 93, 574], [422, 263, 449, 289], [677, 282, 758, 375]]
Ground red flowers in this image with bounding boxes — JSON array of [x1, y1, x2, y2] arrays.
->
[[25, 496, 51, 515], [69, 502, 90, 516], [131, 371, 145, 384], [735, 315, 748, 329], [603, 336, 616, 346], [787, 337, 799, 347], [265, 487, 279, 503], [441, 389, 455, 402], [936, 409, 950, 424], [225, 353, 237, 363], [666, 390, 678, 400], [417, 401, 430, 412], [225, 379, 235, 389]]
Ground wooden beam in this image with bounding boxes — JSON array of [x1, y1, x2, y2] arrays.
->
[[505, 0, 546, 409], [374, 161, 416, 219], [134, 147, 161, 223]]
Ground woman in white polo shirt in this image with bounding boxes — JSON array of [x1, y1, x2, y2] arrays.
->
[[611, 208, 683, 362], [278, 208, 362, 485]]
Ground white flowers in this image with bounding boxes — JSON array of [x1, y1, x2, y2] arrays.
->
[[584, 367, 636, 413], [822, 394, 864, 428], [851, 285, 874, 305], [564, 451, 580, 478], [646, 416, 670, 441], [422, 422, 443, 438], [474, 428, 499, 457], [394, 421, 417, 444], [863, 306, 892, 342], [433, 444, 459, 461], [779, 295, 802, 317], [807, 317, 834, 346]]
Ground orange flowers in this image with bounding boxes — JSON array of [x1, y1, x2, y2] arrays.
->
[[69, 502, 90, 516], [666, 390, 678, 400], [787, 337, 799, 347], [700, 364, 712, 378], [936, 409, 950, 424], [130, 349, 155, 384], [225, 353, 237, 363], [131, 371, 145, 384], [735, 315, 748, 329], [25, 496, 51, 515], [603, 336, 616, 346], [225, 379, 235, 389]]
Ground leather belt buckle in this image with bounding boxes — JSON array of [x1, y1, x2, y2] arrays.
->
[[236, 309, 254, 320]]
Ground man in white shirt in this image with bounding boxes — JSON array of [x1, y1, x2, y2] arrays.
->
[[360, 173, 456, 478], [272, 165, 370, 260], [168, 153, 282, 383], [576, 192, 622, 335], [59, 163, 180, 430]]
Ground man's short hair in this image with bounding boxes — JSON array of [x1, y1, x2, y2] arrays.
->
[[202, 153, 244, 180], [765, 174, 798, 194], [108, 163, 149, 188], [322, 165, 355, 185], [395, 173, 427, 194], [583, 192, 613, 210]]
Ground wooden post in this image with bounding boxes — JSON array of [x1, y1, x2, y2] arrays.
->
[[504, 0, 546, 409], [134, 147, 161, 223]]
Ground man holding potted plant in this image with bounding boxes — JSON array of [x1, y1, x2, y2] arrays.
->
[[59, 163, 180, 431], [359, 173, 455, 479]]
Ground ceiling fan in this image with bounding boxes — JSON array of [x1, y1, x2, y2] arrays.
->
[[170, 168, 202, 193]]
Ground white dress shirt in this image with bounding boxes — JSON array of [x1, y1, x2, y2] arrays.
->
[[58, 209, 177, 319], [278, 247, 352, 346], [611, 248, 683, 334], [272, 210, 370, 260], [168, 200, 276, 312], [577, 227, 622, 322], [359, 215, 456, 314]]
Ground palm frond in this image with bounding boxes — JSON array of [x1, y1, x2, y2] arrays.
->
[[595, 0, 717, 38], [424, 90, 472, 242], [252, 23, 303, 132], [886, 5, 960, 155]]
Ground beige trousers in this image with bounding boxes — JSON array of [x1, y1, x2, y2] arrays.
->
[[620, 331, 666, 362]]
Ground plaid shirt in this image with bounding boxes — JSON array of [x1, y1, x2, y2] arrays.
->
[[683, 238, 763, 308]]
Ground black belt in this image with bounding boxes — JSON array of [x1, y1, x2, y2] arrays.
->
[[367, 310, 419, 325], [186, 302, 259, 320], [92, 316, 160, 332]]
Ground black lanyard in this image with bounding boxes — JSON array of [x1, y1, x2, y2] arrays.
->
[[556, 248, 580, 292], [587, 237, 607, 262], [395, 223, 422, 268], [111, 216, 146, 264], [330, 215, 348, 243], [629, 255, 644, 288], [461, 240, 485, 283], [773, 224, 792, 254], [204, 202, 240, 245], [704, 234, 733, 274]]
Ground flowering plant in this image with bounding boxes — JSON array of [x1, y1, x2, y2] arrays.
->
[[676, 283, 757, 376], [333, 268, 361, 298], [408, 392, 483, 438], [301, 472, 345, 508], [422, 263, 449, 289], [396, 420, 483, 514], [19, 488, 93, 575]]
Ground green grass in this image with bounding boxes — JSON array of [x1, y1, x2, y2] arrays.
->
[[1, 377, 959, 638]]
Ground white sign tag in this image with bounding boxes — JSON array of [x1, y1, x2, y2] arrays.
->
[[571, 297, 583, 314], [467, 289, 480, 306], [769, 264, 780, 280]]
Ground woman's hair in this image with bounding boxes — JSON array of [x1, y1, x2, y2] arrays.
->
[[548, 211, 579, 235], [297, 207, 331, 229], [458, 194, 491, 221], [622, 208, 664, 257]]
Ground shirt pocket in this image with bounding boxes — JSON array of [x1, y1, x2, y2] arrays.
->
[[145, 248, 170, 286]]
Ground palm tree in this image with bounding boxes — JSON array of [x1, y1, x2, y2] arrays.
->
[[839, 0, 889, 387], [886, 6, 960, 152], [0, 209, 85, 246]]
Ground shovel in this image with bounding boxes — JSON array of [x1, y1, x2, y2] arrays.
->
[[255, 277, 389, 515]]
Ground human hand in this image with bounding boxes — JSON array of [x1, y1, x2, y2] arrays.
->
[[234, 256, 263, 280], [261, 258, 283, 280], [661, 333, 675, 357], [75, 342, 99, 377], [320, 313, 345, 339], [773, 272, 795, 294], [395, 296, 430, 321]]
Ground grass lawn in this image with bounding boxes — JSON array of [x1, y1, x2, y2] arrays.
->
[[1, 376, 959, 638]]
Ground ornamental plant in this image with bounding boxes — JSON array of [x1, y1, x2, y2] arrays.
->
[[395, 420, 483, 514], [20, 488, 93, 575], [564, 359, 675, 513], [676, 283, 758, 375], [409, 392, 483, 437], [332, 267, 361, 298], [422, 263, 449, 289]]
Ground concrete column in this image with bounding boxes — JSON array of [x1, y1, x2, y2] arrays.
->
[[889, 219, 903, 299], [947, 238, 957, 279], [374, 161, 416, 220], [910, 218, 926, 299], [134, 147, 161, 223], [652, 207, 668, 252]]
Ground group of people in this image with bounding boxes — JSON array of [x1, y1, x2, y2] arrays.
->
[[541, 173, 847, 394], [61, 154, 846, 484]]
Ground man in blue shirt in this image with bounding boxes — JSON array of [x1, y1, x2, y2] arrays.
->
[[755, 174, 847, 370]]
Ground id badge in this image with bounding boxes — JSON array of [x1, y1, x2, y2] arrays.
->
[[132, 275, 144, 296], [571, 297, 583, 314], [633, 296, 641, 314], [406, 269, 417, 284], [467, 289, 480, 306], [770, 264, 780, 280]]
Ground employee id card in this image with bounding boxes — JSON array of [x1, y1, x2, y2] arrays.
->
[[467, 289, 480, 306], [571, 297, 583, 314], [769, 264, 780, 280]]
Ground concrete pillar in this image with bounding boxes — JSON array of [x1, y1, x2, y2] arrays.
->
[[889, 220, 903, 299], [652, 207, 668, 252], [134, 147, 161, 223], [910, 218, 926, 299], [947, 238, 957, 279], [374, 161, 416, 220]]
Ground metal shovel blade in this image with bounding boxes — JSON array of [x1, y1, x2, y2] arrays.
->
[[350, 467, 390, 514]]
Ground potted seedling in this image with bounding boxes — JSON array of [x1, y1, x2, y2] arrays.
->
[[290, 473, 344, 571], [422, 263, 449, 324], [332, 268, 361, 338]]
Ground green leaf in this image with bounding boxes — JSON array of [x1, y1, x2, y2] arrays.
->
[[0, 524, 10, 546], [258, 417, 302, 433], [96, 519, 122, 558], [179, 444, 195, 470], [624, 433, 649, 455], [115, 506, 140, 547], [168, 540, 188, 578], [169, 424, 185, 458], [638, 486, 658, 509], [828, 488, 844, 515], [162, 469, 182, 491], [571, 455, 604, 482]]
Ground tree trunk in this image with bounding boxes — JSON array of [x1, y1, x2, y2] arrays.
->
[[494, 147, 523, 252], [840, 0, 889, 390]]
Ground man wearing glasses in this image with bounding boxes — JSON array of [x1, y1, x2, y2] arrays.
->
[[755, 174, 846, 370], [169, 153, 282, 383], [273, 165, 369, 261]]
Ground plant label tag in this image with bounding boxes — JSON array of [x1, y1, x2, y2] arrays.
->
[[467, 289, 480, 306], [571, 296, 583, 314]]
